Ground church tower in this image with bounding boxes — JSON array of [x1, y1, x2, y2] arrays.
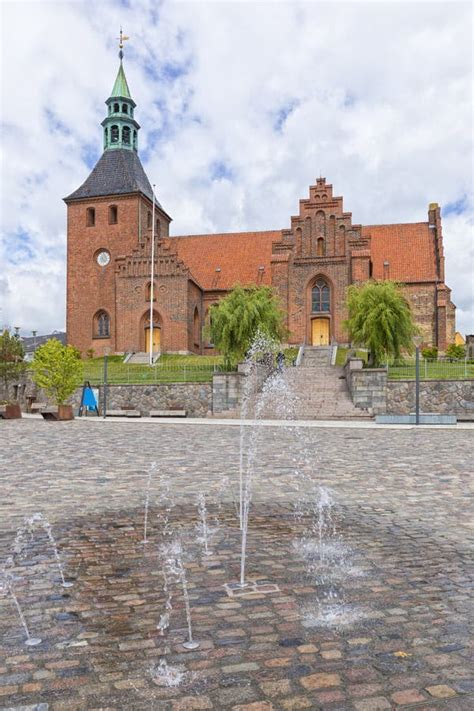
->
[[64, 37, 171, 357]]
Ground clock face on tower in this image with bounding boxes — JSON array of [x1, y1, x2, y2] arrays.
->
[[96, 250, 110, 267]]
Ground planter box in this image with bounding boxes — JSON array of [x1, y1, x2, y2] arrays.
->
[[0, 402, 22, 419], [41, 404, 74, 421]]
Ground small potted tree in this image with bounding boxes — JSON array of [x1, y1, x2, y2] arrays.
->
[[31, 339, 83, 420], [0, 329, 26, 418]]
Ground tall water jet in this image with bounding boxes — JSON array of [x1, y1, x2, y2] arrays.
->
[[142, 460, 158, 544]]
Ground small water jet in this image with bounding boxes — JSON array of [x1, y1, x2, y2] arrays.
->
[[159, 540, 201, 650], [197, 493, 213, 556], [151, 658, 187, 687], [142, 460, 158, 544], [1, 561, 42, 646]]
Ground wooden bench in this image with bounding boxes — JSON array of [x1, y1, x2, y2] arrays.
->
[[149, 409, 187, 417], [106, 410, 141, 418]]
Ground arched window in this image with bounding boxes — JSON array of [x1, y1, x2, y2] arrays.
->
[[317, 237, 325, 257], [86, 207, 95, 227], [122, 103, 128, 114], [122, 126, 131, 145], [94, 311, 110, 338], [311, 279, 330, 313], [133, 130, 137, 149], [109, 205, 118, 224], [111, 125, 119, 143], [113, 102, 119, 113], [147, 211, 152, 229]]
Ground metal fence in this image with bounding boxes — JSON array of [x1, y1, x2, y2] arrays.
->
[[387, 358, 474, 381], [82, 362, 231, 385]]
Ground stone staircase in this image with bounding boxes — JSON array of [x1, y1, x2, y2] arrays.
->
[[126, 352, 160, 365], [257, 347, 372, 421]]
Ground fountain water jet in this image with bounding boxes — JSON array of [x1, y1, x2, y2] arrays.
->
[[197, 493, 213, 556], [142, 460, 158, 544], [159, 540, 201, 650], [1, 561, 42, 646]]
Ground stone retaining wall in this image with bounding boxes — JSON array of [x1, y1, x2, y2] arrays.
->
[[69, 383, 212, 417], [344, 359, 387, 414], [387, 380, 474, 420], [212, 372, 243, 414]]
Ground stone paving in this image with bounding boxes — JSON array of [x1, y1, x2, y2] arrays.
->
[[0, 419, 472, 710]]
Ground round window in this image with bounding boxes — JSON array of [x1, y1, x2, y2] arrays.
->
[[96, 250, 110, 267]]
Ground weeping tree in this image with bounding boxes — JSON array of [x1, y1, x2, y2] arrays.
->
[[208, 285, 287, 369], [344, 280, 418, 367]]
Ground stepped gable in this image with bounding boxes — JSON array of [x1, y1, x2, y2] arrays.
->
[[168, 230, 281, 290], [116, 236, 189, 279], [362, 223, 437, 282], [64, 149, 161, 206]]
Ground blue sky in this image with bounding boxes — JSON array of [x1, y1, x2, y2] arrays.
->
[[0, 0, 472, 336]]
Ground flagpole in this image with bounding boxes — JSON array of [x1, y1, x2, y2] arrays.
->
[[149, 184, 156, 366]]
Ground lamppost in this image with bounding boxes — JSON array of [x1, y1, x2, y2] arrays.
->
[[103, 346, 110, 419], [413, 335, 423, 425], [148, 184, 157, 367], [32, 330, 37, 352]]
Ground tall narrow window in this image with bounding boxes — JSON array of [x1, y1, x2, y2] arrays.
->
[[311, 279, 330, 313], [147, 211, 152, 229], [146, 282, 156, 301], [113, 102, 119, 113], [133, 130, 137, 149], [111, 125, 119, 143], [122, 103, 128, 114], [193, 307, 200, 347], [109, 205, 118, 224], [94, 311, 110, 338], [122, 126, 131, 145], [317, 237, 325, 256], [86, 207, 95, 227]]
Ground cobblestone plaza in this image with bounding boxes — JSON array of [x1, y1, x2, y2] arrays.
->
[[0, 419, 472, 710]]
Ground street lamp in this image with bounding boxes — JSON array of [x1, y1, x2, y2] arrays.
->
[[148, 183, 157, 367], [32, 330, 37, 351], [413, 335, 423, 425], [103, 346, 110, 419]]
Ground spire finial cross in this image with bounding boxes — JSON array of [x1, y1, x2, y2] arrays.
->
[[117, 27, 130, 59]]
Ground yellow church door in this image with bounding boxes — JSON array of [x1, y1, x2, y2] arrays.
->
[[145, 327, 161, 353], [311, 318, 330, 346]]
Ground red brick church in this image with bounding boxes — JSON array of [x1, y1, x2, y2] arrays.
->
[[65, 55, 455, 357]]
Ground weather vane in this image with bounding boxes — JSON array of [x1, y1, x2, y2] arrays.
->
[[117, 27, 130, 60]]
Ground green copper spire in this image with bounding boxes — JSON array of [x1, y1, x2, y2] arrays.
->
[[110, 61, 132, 100], [101, 37, 140, 153]]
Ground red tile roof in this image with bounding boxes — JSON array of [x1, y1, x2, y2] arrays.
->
[[168, 230, 280, 290], [363, 223, 437, 282]]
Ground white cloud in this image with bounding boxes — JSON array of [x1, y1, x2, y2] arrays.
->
[[1, 0, 472, 335]]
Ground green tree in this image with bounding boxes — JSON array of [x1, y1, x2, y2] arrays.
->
[[344, 281, 417, 367], [445, 343, 465, 360], [31, 339, 83, 405], [208, 285, 287, 368], [0, 329, 26, 393]]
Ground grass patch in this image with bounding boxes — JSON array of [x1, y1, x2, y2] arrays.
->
[[388, 360, 474, 381], [335, 347, 368, 367], [82, 353, 227, 384]]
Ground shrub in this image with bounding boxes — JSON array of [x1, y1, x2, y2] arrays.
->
[[421, 346, 438, 360], [31, 339, 84, 405], [445, 343, 465, 360]]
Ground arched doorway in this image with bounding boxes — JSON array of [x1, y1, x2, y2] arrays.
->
[[141, 310, 161, 353], [310, 278, 331, 345]]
